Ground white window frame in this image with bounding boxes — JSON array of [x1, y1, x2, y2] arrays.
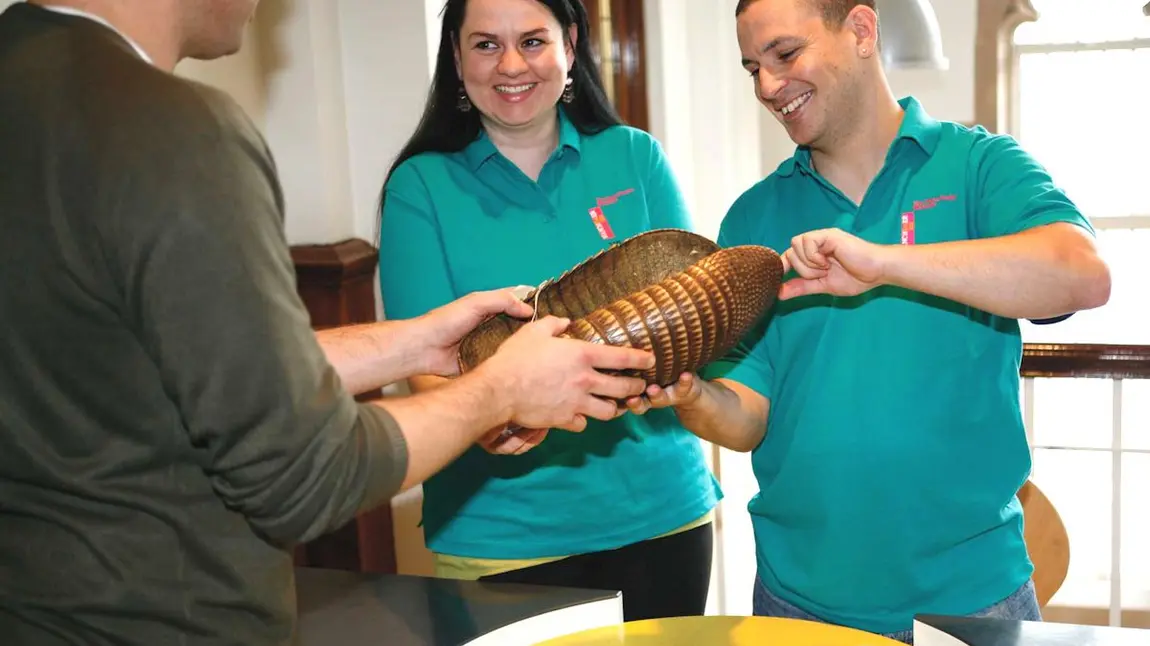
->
[[1009, 14, 1150, 626]]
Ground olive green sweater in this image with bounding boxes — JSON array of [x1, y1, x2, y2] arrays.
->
[[0, 4, 407, 645]]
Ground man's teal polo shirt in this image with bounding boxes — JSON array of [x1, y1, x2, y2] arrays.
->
[[377, 109, 721, 559], [705, 96, 1093, 634]]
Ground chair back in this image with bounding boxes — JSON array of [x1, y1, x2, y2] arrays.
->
[[1018, 479, 1070, 607]]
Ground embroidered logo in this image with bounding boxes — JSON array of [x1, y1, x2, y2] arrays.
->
[[587, 188, 634, 240], [588, 206, 615, 240], [900, 193, 956, 245]]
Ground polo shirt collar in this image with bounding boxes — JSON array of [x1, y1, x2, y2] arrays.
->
[[779, 95, 942, 177], [462, 106, 583, 171]]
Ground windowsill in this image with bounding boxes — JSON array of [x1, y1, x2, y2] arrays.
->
[[1048, 579, 1150, 611]]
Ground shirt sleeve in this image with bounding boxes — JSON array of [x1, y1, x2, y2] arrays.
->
[[639, 131, 696, 232], [377, 161, 460, 320], [100, 86, 407, 547], [971, 132, 1096, 325], [700, 200, 777, 400], [972, 132, 1095, 239]]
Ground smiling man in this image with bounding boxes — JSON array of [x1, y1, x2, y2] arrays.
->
[[624, 0, 1112, 643]]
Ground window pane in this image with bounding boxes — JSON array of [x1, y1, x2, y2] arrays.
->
[[1121, 453, 1150, 612], [1015, 0, 1150, 45], [1017, 49, 1150, 220], [1122, 380, 1150, 451], [1031, 378, 1114, 449], [1019, 229, 1150, 345], [1034, 448, 1113, 608]]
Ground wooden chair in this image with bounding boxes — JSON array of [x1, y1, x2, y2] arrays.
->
[[1018, 479, 1071, 607]]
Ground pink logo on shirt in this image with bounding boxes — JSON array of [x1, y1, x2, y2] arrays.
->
[[587, 188, 634, 240], [900, 193, 956, 245]]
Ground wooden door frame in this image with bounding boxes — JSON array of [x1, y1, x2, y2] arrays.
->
[[584, 0, 650, 132]]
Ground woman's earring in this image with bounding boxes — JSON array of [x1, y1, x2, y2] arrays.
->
[[561, 77, 575, 103], [457, 86, 472, 112]]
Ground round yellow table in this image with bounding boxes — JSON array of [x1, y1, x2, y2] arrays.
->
[[537, 615, 906, 646]]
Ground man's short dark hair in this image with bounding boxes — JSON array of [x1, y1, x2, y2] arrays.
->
[[736, 0, 876, 29]]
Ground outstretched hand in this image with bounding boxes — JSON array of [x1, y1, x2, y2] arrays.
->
[[624, 372, 704, 415], [485, 315, 652, 433], [779, 228, 891, 300], [416, 287, 535, 377]]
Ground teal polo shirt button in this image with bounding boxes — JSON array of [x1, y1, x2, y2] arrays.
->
[[704, 96, 1094, 635], [377, 108, 721, 560]]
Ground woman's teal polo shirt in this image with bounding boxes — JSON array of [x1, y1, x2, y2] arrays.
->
[[704, 96, 1094, 634], [377, 108, 721, 560]]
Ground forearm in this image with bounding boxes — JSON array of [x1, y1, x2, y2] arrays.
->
[[315, 319, 423, 395], [879, 223, 1110, 319], [676, 378, 769, 452], [373, 368, 512, 491]]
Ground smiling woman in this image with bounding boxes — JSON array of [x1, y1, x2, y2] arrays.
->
[[456, 1, 575, 137], [374, 0, 721, 625]]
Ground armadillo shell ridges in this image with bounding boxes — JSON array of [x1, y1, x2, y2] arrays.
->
[[456, 228, 784, 387], [562, 244, 782, 386]]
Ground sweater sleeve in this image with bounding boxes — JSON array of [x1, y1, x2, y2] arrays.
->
[[99, 84, 407, 546]]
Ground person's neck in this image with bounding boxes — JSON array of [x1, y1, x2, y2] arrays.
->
[[29, 0, 181, 70], [808, 81, 904, 206], [484, 110, 560, 182]]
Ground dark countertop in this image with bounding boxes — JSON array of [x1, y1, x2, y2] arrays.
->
[[915, 615, 1150, 645], [292, 566, 620, 646]]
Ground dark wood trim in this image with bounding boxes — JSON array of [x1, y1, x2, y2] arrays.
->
[[584, 0, 650, 131], [290, 239, 379, 331], [289, 237, 397, 575], [1021, 343, 1150, 380], [609, 0, 649, 132]]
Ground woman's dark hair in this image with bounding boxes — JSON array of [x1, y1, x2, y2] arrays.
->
[[375, 0, 622, 218]]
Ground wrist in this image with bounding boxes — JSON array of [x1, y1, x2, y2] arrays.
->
[[466, 361, 516, 426], [391, 316, 432, 376], [874, 242, 907, 288], [673, 380, 716, 421]]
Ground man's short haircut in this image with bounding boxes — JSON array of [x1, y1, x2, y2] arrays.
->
[[735, 0, 877, 29]]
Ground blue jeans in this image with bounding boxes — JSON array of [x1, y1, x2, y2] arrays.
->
[[752, 575, 1042, 644]]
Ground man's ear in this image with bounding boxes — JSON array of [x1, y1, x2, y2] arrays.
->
[[844, 4, 880, 57]]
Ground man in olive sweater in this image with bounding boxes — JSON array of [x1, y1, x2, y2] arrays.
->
[[0, 2, 655, 645]]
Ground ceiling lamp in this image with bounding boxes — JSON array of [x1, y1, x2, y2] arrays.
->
[[874, 0, 949, 70]]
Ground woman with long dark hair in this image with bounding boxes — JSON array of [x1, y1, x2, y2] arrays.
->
[[376, 0, 720, 620]]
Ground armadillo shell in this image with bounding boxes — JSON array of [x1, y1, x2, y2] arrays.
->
[[458, 229, 720, 372], [457, 229, 783, 386], [561, 244, 782, 386]]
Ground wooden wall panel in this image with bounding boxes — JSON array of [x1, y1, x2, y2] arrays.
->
[[289, 238, 397, 575], [584, 0, 650, 132]]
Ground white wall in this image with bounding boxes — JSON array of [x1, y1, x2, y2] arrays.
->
[[179, 0, 440, 248], [176, 21, 267, 130]]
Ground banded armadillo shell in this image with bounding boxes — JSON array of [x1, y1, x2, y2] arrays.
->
[[562, 244, 782, 386], [457, 229, 784, 386]]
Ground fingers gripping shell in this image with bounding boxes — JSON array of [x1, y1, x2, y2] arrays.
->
[[457, 229, 784, 386], [560, 245, 782, 386]]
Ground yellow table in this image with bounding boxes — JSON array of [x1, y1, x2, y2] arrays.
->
[[537, 615, 907, 646]]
